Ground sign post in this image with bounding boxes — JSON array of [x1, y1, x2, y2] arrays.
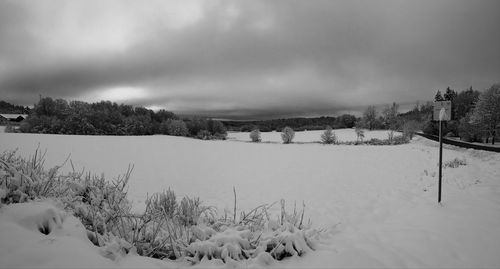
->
[[438, 114, 443, 203], [433, 101, 451, 203]]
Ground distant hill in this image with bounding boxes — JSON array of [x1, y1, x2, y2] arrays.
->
[[0, 100, 31, 114], [222, 114, 358, 132]]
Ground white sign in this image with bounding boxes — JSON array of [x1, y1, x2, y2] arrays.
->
[[433, 101, 451, 121]]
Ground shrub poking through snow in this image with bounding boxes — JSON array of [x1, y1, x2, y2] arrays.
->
[[0, 147, 75, 203], [0, 149, 323, 264], [444, 157, 467, 168], [281, 126, 295, 144], [250, 128, 261, 142], [321, 126, 337, 144]]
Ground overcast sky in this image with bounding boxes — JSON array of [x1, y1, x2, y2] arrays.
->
[[1, 0, 499, 119]]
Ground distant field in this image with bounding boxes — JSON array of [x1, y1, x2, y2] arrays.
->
[[227, 128, 399, 143]]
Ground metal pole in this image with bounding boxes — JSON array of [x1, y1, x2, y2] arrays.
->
[[438, 120, 443, 203]]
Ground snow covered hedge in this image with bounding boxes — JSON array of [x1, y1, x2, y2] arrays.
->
[[0, 148, 322, 265]]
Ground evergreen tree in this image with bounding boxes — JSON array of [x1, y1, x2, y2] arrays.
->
[[471, 84, 500, 144], [443, 87, 457, 101], [454, 87, 480, 120], [434, 90, 444, 101], [443, 87, 458, 120], [321, 126, 337, 144]]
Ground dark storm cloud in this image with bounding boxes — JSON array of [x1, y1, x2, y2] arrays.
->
[[1, 0, 499, 118]]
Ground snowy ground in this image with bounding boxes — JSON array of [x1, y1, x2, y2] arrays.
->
[[227, 129, 397, 143], [1, 130, 500, 268]]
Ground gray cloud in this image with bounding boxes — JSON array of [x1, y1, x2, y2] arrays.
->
[[1, 0, 499, 119]]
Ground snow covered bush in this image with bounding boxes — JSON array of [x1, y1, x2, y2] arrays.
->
[[185, 223, 317, 263], [184, 199, 320, 264], [0, 149, 323, 265], [0, 148, 133, 245], [321, 126, 337, 144], [281, 126, 295, 144], [148, 188, 177, 218], [178, 196, 213, 226], [71, 168, 133, 247], [0, 148, 74, 203], [250, 128, 261, 142], [0, 149, 185, 259]]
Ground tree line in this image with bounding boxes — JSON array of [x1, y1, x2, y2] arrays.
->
[[355, 83, 499, 145], [241, 83, 497, 145], [423, 84, 499, 144], [0, 100, 31, 114], [14, 97, 227, 139], [223, 114, 357, 132], [2, 83, 498, 144]]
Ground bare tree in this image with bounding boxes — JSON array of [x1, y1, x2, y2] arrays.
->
[[382, 102, 399, 130], [363, 106, 378, 130], [355, 122, 365, 142]]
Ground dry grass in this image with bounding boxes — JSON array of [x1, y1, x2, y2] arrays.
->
[[444, 157, 467, 168]]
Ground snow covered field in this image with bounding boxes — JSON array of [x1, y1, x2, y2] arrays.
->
[[227, 129, 398, 143], [1, 131, 500, 268]]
